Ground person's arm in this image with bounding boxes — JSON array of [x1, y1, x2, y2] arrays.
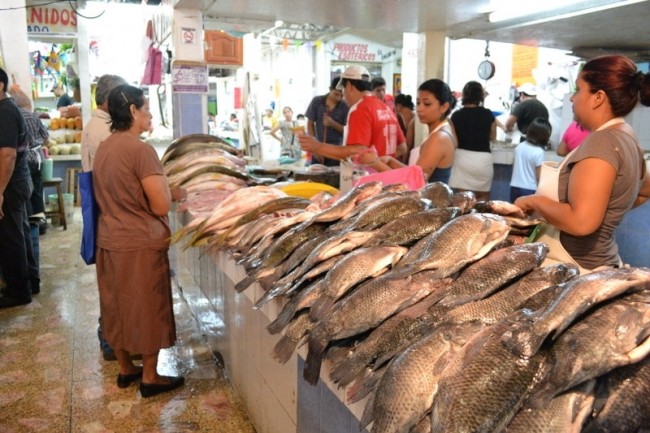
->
[[0, 147, 17, 219], [489, 119, 497, 141], [323, 113, 344, 134], [142, 174, 172, 217], [298, 134, 366, 160], [515, 158, 616, 236], [415, 131, 449, 180], [307, 119, 316, 137], [269, 124, 282, 142], [557, 140, 569, 156], [504, 114, 517, 133]]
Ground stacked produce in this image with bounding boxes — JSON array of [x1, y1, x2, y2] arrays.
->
[[174, 177, 650, 432]]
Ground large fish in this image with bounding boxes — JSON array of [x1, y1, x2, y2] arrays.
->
[[393, 213, 511, 279], [506, 380, 595, 433], [366, 322, 483, 433], [503, 267, 650, 358], [309, 246, 408, 321], [526, 291, 650, 407], [304, 271, 452, 385], [364, 207, 460, 247], [583, 356, 650, 432], [328, 195, 426, 232], [431, 319, 548, 433], [419, 181, 453, 208], [303, 181, 383, 224]]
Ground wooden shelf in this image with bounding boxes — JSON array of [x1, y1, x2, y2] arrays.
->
[[50, 155, 81, 162]]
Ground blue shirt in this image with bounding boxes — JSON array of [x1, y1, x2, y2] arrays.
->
[[305, 94, 349, 166]]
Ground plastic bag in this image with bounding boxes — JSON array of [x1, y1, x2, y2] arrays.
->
[[79, 171, 98, 265], [353, 165, 426, 191]]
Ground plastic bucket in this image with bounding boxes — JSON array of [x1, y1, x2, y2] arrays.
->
[[48, 193, 75, 222]]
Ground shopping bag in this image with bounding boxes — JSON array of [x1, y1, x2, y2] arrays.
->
[[79, 171, 98, 265], [353, 165, 426, 191]]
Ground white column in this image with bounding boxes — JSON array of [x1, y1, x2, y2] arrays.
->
[[0, 0, 30, 95]]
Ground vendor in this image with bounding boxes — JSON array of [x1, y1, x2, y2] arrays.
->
[[52, 84, 74, 108], [298, 65, 406, 171], [515, 54, 650, 272]]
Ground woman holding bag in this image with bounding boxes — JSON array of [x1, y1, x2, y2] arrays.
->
[[515, 55, 650, 271]]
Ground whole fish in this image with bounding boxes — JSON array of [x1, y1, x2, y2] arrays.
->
[[503, 267, 650, 358], [304, 181, 383, 224], [506, 380, 595, 433], [393, 213, 511, 279], [583, 356, 650, 432], [364, 207, 460, 247], [304, 271, 452, 385], [450, 190, 477, 214], [161, 134, 240, 164], [329, 195, 426, 232], [309, 246, 408, 321], [267, 278, 327, 335], [526, 291, 650, 407], [367, 322, 483, 433], [419, 181, 453, 208], [271, 310, 315, 365], [168, 164, 251, 188], [431, 319, 548, 433], [474, 200, 527, 219]]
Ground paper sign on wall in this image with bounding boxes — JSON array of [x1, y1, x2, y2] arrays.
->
[[171, 61, 208, 93]]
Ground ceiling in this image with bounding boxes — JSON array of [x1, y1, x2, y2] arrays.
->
[[174, 0, 650, 60]]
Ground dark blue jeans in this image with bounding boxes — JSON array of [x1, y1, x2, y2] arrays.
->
[[510, 186, 536, 203]]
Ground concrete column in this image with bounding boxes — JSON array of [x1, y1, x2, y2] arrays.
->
[[0, 0, 30, 96]]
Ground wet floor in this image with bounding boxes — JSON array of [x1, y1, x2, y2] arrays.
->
[[0, 212, 257, 433]]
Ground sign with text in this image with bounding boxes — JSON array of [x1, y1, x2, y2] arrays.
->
[[171, 61, 208, 93], [27, 3, 77, 35], [332, 43, 377, 62], [512, 44, 538, 87]]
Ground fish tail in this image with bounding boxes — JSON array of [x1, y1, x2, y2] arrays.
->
[[304, 330, 328, 386], [271, 335, 299, 365], [258, 271, 279, 291], [309, 295, 335, 322], [235, 275, 255, 293], [347, 367, 381, 404], [266, 302, 297, 334], [169, 226, 190, 245], [253, 287, 282, 309], [330, 355, 367, 387], [359, 382, 377, 429]]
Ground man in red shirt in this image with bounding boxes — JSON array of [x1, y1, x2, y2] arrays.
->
[[298, 65, 405, 171]]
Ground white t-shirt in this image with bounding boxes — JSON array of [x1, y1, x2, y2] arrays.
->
[[510, 141, 545, 191]]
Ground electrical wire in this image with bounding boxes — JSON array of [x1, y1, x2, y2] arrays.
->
[[67, 0, 105, 19]]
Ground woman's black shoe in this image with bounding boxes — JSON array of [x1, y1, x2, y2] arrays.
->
[[139, 376, 185, 398], [117, 370, 143, 388]]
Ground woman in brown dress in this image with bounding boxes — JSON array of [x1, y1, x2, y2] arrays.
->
[[94, 84, 184, 398]]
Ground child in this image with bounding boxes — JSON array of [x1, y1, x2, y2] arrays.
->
[[510, 117, 552, 202]]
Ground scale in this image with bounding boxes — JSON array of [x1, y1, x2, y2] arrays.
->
[[478, 41, 496, 80]]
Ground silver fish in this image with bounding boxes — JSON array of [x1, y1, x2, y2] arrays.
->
[[364, 207, 461, 247], [419, 181, 453, 208]]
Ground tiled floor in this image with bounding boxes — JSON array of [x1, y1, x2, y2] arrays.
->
[[0, 213, 257, 433]]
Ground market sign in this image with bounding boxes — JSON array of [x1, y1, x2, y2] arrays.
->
[[171, 61, 208, 93], [27, 3, 78, 35], [332, 43, 377, 62]]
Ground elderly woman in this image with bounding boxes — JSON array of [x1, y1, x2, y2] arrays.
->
[[516, 55, 650, 271], [93, 84, 184, 397]]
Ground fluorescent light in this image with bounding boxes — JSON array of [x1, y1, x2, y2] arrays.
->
[[488, 0, 646, 23]]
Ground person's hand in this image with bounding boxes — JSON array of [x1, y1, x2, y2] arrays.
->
[[170, 186, 187, 202], [323, 113, 335, 128], [297, 133, 320, 153], [514, 194, 537, 215]]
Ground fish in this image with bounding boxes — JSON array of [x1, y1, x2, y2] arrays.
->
[[267, 278, 326, 335], [431, 319, 548, 433], [474, 200, 527, 219], [309, 246, 408, 321], [304, 181, 383, 224], [366, 322, 483, 433], [503, 267, 650, 358], [419, 181, 453, 208], [583, 356, 650, 432], [271, 310, 315, 365], [168, 164, 251, 188], [450, 190, 477, 214], [330, 195, 426, 232], [160, 133, 240, 164], [525, 291, 650, 408], [304, 271, 452, 385], [393, 213, 511, 280], [363, 207, 460, 247], [506, 380, 595, 433]]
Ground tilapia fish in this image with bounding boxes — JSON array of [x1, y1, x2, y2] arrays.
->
[[305, 181, 383, 224], [506, 380, 595, 433], [431, 319, 548, 433], [271, 310, 315, 365], [364, 207, 460, 247], [419, 181, 453, 208], [450, 190, 477, 214], [304, 271, 452, 385], [309, 246, 408, 321], [366, 322, 483, 433], [526, 291, 650, 407], [329, 195, 427, 232], [503, 267, 650, 358], [583, 356, 650, 432], [474, 200, 527, 219]]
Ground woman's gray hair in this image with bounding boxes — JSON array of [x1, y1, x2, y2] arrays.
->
[[95, 74, 127, 106]]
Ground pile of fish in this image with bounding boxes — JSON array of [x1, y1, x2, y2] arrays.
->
[[174, 180, 650, 432]]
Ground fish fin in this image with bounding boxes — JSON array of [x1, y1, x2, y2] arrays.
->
[[258, 271, 279, 291], [347, 366, 384, 404], [266, 302, 298, 335], [303, 330, 328, 386], [330, 354, 368, 387], [359, 381, 377, 428], [235, 275, 255, 293], [309, 295, 335, 322], [169, 226, 189, 244], [271, 335, 300, 365]]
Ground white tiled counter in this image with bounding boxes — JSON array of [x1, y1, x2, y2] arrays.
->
[[170, 211, 370, 433]]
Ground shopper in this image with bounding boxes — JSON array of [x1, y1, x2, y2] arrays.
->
[[449, 81, 497, 201], [371, 76, 395, 112], [556, 120, 590, 156], [80, 74, 127, 361], [270, 106, 301, 159], [52, 83, 74, 108], [515, 55, 650, 270], [510, 117, 552, 201], [0, 67, 35, 308], [504, 83, 549, 141], [305, 76, 349, 166], [94, 84, 184, 397], [379, 79, 456, 183], [298, 65, 405, 171]]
